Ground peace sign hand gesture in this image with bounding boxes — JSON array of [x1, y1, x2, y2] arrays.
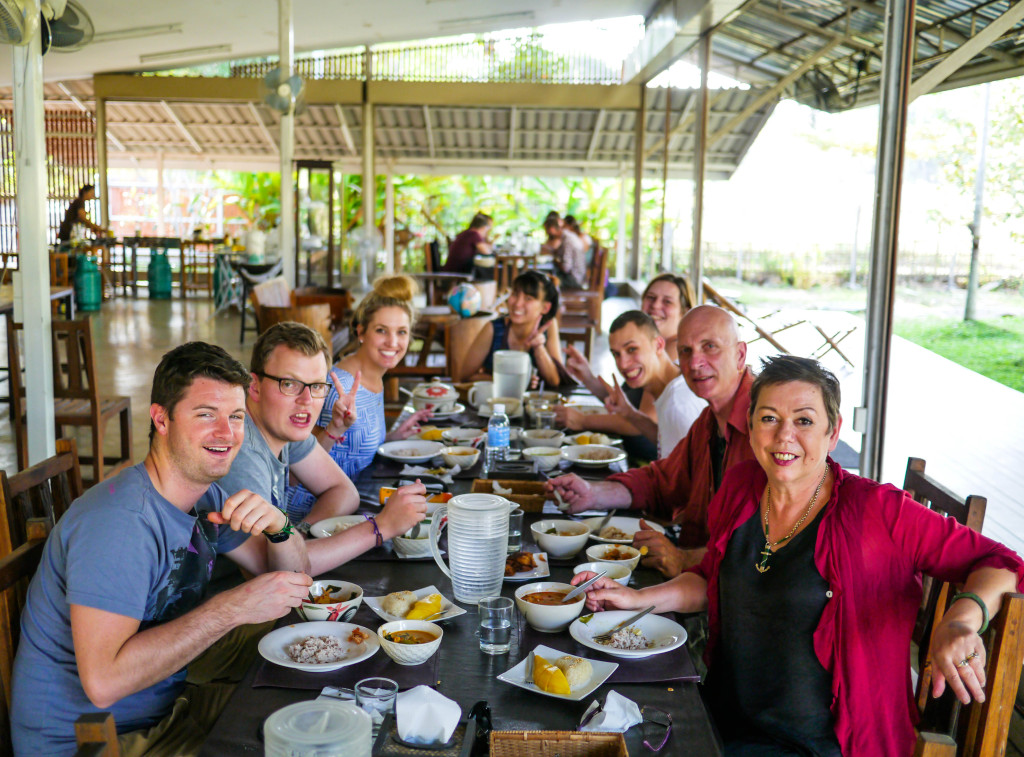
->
[[325, 370, 361, 437], [602, 376, 637, 418]]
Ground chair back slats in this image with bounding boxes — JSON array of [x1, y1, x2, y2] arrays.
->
[[5, 318, 27, 471], [52, 319, 100, 403], [1, 439, 83, 548]]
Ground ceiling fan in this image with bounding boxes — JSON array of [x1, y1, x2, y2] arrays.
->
[[263, 67, 307, 116], [0, 0, 94, 52]]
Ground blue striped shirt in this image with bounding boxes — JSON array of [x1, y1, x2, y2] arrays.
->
[[286, 368, 385, 522]]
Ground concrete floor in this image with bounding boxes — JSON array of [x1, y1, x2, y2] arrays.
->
[[2, 292, 1021, 557]]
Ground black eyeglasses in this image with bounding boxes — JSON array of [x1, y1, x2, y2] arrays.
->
[[255, 372, 331, 399], [641, 705, 672, 752]]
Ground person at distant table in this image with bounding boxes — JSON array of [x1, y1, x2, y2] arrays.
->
[[443, 212, 493, 274], [57, 184, 108, 243]]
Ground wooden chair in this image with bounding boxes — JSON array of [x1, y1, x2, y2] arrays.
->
[[1, 438, 83, 548], [903, 458, 988, 655], [51, 319, 133, 486], [250, 276, 352, 356], [915, 592, 1024, 757], [0, 517, 51, 753], [5, 317, 28, 471], [495, 254, 535, 294]]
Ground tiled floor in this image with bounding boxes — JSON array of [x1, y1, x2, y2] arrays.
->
[[3, 291, 1022, 556]]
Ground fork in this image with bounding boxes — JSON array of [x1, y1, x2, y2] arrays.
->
[[592, 606, 656, 645], [523, 652, 535, 685]]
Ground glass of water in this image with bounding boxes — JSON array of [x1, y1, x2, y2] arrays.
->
[[536, 410, 557, 430], [478, 596, 514, 655], [355, 677, 399, 739], [507, 508, 524, 553]]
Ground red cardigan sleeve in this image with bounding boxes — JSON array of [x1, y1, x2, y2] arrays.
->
[[608, 430, 694, 520]]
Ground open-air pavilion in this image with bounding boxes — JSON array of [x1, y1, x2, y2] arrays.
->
[[2, 0, 1024, 751]]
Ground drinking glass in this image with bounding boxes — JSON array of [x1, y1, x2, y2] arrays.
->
[[536, 410, 557, 430], [355, 677, 399, 739], [478, 596, 514, 654], [507, 508, 524, 553]]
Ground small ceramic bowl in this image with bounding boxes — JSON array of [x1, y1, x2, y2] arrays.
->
[[441, 445, 480, 469], [585, 543, 642, 571], [392, 523, 433, 559], [514, 581, 586, 633], [520, 429, 565, 448], [377, 620, 444, 666], [441, 427, 485, 446], [530, 519, 590, 559], [522, 446, 562, 472], [297, 580, 364, 622], [574, 561, 631, 586]]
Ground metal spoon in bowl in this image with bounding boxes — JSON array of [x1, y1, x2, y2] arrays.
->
[[561, 570, 607, 604]]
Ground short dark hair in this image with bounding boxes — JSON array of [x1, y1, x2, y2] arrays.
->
[[469, 212, 492, 230], [643, 273, 695, 311], [150, 342, 251, 442], [749, 355, 841, 432], [250, 322, 331, 376], [609, 310, 660, 341], [78, 184, 95, 197], [512, 270, 560, 326]]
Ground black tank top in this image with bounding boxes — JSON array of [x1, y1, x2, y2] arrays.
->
[[705, 506, 841, 757]]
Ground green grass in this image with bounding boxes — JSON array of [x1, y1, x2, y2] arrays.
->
[[894, 316, 1024, 393]]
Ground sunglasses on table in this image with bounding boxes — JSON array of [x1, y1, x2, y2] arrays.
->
[[578, 702, 672, 752], [256, 372, 331, 399]]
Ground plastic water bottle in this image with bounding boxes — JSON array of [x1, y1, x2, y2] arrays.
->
[[484, 403, 510, 475]]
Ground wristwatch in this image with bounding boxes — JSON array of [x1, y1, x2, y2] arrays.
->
[[265, 512, 295, 543], [296, 521, 313, 537]]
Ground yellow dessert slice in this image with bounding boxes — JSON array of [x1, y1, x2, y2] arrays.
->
[[533, 654, 571, 695], [576, 434, 590, 445], [406, 593, 442, 619], [419, 427, 444, 441]]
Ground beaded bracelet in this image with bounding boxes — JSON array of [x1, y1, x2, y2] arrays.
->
[[952, 591, 990, 634], [324, 429, 346, 443], [364, 514, 383, 547], [265, 511, 294, 543]]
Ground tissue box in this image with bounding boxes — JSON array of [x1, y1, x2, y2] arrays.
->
[[372, 713, 471, 757], [489, 731, 627, 757]]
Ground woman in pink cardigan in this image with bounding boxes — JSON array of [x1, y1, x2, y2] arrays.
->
[[575, 355, 1024, 756]]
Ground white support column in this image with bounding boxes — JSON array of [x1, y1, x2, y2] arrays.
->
[[691, 35, 711, 302], [13, 0, 56, 465], [384, 170, 395, 273], [156, 150, 166, 235], [95, 97, 110, 228], [616, 172, 628, 280], [278, 0, 296, 286], [362, 47, 376, 272]]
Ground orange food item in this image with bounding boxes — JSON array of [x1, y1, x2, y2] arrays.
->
[[379, 488, 453, 505]]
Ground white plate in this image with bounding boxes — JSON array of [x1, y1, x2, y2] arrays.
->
[[504, 552, 550, 582], [569, 611, 687, 659], [258, 621, 379, 672], [497, 644, 617, 701], [363, 585, 466, 623], [309, 515, 368, 539], [561, 444, 627, 468], [583, 516, 666, 544], [377, 440, 445, 463], [428, 402, 466, 418], [563, 432, 622, 446]]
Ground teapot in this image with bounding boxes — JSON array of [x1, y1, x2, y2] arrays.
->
[[410, 378, 459, 413]]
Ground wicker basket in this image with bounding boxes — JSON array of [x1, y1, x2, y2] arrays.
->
[[472, 479, 547, 512], [489, 731, 628, 757]]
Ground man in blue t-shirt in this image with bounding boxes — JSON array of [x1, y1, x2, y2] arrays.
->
[[11, 342, 313, 756], [217, 322, 429, 575]]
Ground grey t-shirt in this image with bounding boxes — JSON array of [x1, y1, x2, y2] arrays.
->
[[217, 413, 317, 524], [11, 464, 248, 756]]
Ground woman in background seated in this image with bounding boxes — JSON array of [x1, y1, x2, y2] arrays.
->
[[576, 355, 1024, 756], [443, 211, 493, 274], [288, 275, 431, 518], [456, 270, 569, 388], [640, 273, 695, 360]]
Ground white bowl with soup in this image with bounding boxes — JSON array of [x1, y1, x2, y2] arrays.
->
[[522, 446, 562, 472], [297, 580, 364, 622], [377, 620, 444, 665], [440, 445, 480, 469], [586, 543, 642, 572], [530, 520, 590, 559], [514, 581, 586, 633], [520, 429, 565, 448]]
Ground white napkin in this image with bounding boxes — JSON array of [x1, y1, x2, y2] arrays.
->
[[579, 690, 642, 733], [400, 464, 460, 484], [396, 685, 462, 745]]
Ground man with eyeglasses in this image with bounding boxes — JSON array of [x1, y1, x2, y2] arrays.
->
[[218, 322, 428, 573]]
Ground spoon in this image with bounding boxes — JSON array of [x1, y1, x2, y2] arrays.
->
[[561, 570, 607, 604]]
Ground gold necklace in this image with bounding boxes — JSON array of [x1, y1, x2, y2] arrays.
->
[[755, 467, 828, 574]]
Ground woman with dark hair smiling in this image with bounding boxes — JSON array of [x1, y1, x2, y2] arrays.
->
[[574, 355, 1024, 756], [457, 270, 569, 388]]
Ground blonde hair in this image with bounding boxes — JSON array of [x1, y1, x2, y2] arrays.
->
[[353, 274, 418, 333]]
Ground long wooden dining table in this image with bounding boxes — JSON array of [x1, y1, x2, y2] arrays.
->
[[199, 419, 722, 756]]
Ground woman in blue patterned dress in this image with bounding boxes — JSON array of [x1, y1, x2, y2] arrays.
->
[[288, 276, 431, 521]]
